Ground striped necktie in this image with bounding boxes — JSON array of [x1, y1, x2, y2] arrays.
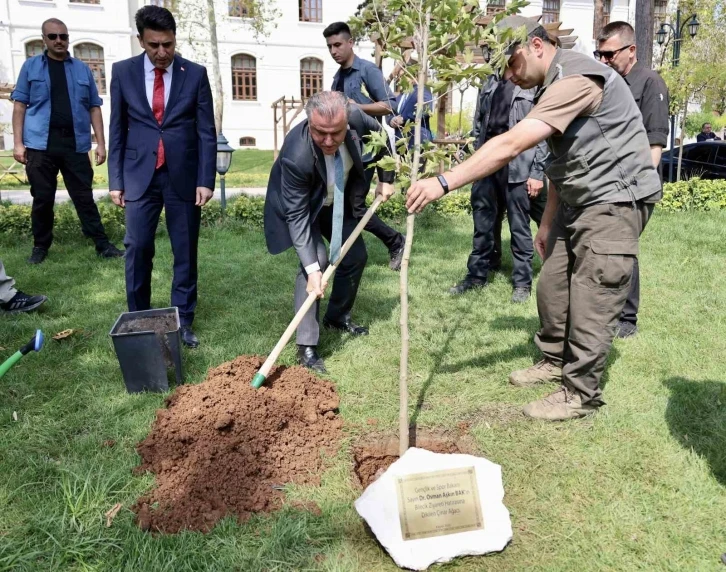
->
[[329, 150, 345, 264]]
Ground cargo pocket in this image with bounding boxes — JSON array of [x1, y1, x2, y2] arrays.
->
[[589, 239, 638, 289]]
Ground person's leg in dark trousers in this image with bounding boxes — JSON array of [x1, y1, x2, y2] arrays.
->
[[359, 167, 404, 252], [320, 210, 368, 323], [618, 203, 655, 333], [163, 178, 202, 327], [466, 169, 505, 281], [491, 189, 505, 271], [505, 181, 535, 289], [123, 171, 165, 313], [294, 206, 368, 345], [58, 150, 113, 252], [25, 149, 61, 252]]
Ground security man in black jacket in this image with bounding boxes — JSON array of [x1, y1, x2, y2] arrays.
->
[[596, 21, 669, 338]]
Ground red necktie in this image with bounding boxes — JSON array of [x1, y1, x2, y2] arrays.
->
[[152, 67, 166, 169]]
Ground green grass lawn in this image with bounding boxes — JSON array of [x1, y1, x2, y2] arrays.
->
[[0, 149, 274, 191], [1, 211, 725, 571]]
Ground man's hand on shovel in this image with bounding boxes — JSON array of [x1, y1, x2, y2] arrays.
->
[[375, 182, 396, 202], [307, 271, 328, 299]]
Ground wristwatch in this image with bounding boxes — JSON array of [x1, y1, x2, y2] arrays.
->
[[436, 174, 450, 195]]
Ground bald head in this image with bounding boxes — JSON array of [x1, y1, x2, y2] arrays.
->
[[41, 18, 69, 61], [42, 18, 67, 35]]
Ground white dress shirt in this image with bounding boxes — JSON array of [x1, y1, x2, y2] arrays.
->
[[144, 54, 173, 109], [304, 143, 354, 275]]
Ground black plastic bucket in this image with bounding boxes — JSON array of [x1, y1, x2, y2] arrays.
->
[[109, 307, 183, 393]]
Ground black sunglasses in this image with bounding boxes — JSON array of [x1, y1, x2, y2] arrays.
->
[[593, 45, 632, 60], [44, 33, 69, 41]]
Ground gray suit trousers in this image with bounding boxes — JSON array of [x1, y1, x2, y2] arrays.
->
[[295, 205, 368, 346], [0, 260, 17, 304]]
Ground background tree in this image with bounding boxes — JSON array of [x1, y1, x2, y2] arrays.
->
[[174, 0, 280, 132], [660, 0, 726, 179], [351, 0, 525, 454], [635, 0, 654, 67]]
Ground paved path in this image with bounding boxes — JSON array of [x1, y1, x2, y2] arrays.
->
[[0, 187, 267, 205]]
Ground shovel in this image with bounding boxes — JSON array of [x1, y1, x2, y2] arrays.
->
[[0, 330, 44, 380], [252, 195, 384, 389]]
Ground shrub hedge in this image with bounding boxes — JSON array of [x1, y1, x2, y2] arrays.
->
[[1, 178, 724, 239]]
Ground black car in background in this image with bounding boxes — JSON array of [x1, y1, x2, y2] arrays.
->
[[660, 141, 726, 182]]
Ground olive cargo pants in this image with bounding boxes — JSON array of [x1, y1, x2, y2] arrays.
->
[[534, 201, 651, 405]]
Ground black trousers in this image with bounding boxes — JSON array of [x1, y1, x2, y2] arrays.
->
[[124, 166, 201, 326], [295, 204, 368, 346], [619, 203, 655, 326], [26, 131, 110, 251], [359, 167, 404, 252], [467, 167, 545, 287]]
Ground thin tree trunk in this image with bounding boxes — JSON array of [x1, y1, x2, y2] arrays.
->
[[635, 0, 654, 68], [593, 0, 604, 41], [399, 7, 430, 457], [677, 99, 688, 181], [206, 0, 223, 133]]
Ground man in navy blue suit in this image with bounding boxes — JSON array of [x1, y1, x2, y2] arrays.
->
[[108, 5, 216, 348]]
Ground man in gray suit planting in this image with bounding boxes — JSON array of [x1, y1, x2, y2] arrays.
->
[[264, 91, 395, 373]]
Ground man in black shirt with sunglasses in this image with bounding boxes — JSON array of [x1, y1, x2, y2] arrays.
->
[[595, 21, 669, 339], [11, 18, 123, 265]]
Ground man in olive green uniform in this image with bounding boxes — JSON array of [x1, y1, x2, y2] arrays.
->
[[406, 16, 661, 421]]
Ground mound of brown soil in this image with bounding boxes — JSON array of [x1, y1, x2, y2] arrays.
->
[[133, 356, 342, 534]]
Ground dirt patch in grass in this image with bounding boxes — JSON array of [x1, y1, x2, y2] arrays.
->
[[132, 355, 342, 534], [353, 431, 476, 489]]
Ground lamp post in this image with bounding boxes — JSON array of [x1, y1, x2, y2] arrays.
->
[[216, 132, 235, 217], [657, 9, 700, 182]]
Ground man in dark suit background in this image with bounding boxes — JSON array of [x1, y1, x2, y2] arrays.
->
[[108, 6, 216, 348], [264, 91, 395, 373]]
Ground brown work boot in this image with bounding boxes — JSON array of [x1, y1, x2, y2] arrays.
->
[[522, 386, 599, 421], [509, 359, 562, 387]]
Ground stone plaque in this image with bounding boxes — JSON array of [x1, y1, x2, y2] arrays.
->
[[396, 466, 484, 540]]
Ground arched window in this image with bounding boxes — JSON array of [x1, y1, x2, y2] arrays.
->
[[25, 40, 44, 59], [542, 0, 560, 23], [300, 58, 323, 99], [229, 0, 255, 17], [299, 0, 322, 22], [486, 0, 505, 16], [654, 0, 668, 33], [239, 136, 256, 146], [73, 43, 106, 94], [231, 54, 256, 101]]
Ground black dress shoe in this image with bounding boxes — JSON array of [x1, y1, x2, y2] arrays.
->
[[97, 243, 125, 258], [297, 345, 327, 373], [449, 275, 488, 295], [27, 247, 48, 265], [180, 325, 199, 348], [323, 316, 369, 336], [388, 234, 406, 271]]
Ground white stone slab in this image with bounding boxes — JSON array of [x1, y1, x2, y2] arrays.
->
[[355, 447, 512, 571]]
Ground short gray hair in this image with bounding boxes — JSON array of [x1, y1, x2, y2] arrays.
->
[[305, 91, 350, 121]]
